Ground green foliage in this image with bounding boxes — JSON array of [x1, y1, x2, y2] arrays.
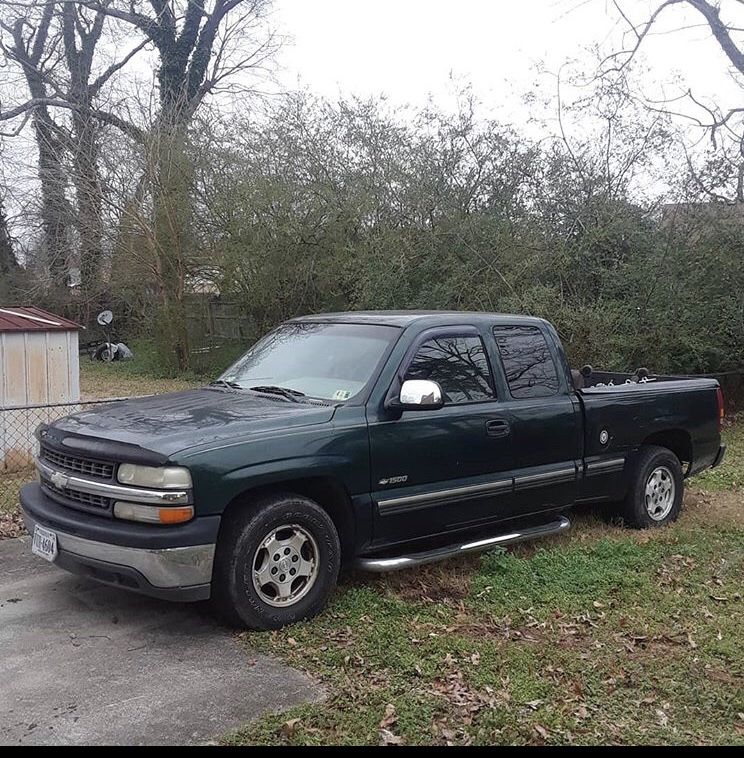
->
[[136, 93, 741, 378], [82, 338, 241, 381], [37, 89, 736, 377]]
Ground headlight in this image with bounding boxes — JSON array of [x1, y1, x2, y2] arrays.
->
[[114, 502, 194, 524], [117, 463, 192, 489]]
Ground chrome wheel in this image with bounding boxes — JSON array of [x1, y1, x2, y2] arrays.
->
[[645, 466, 675, 521], [251, 524, 319, 607]]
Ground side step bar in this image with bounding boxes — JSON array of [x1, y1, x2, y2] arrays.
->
[[356, 516, 571, 573]]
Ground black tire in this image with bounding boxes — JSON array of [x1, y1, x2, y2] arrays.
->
[[621, 445, 683, 529], [211, 492, 340, 630]]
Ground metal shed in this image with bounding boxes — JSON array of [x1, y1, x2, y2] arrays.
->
[[0, 306, 83, 470]]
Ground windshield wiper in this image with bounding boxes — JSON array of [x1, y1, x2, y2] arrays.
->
[[248, 385, 305, 402], [209, 379, 244, 390]]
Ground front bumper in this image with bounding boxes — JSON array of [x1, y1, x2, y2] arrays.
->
[[20, 483, 215, 602]]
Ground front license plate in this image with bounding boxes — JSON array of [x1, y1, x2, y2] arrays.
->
[[32, 525, 58, 562]]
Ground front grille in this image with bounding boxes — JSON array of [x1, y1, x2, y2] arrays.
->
[[41, 480, 112, 513], [41, 445, 114, 480], [60, 487, 111, 509]]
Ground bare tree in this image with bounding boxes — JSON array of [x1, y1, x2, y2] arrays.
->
[[0, 1, 71, 291], [83, 1, 278, 126], [61, 1, 146, 314], [607, 0, 744, 201], [1, 2, 277, 360], [83, 0, 281, 368], [0, 0, 146, 312]]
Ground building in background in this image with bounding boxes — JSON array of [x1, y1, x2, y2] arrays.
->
[[0, 307, 82, 471]]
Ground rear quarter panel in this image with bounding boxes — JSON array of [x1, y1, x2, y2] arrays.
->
[[578, 379, 721, 500]]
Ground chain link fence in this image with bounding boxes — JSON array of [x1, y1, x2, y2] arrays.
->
[[0, 398, 132, 538]]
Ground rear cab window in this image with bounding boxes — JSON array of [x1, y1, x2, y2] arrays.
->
[[492, 325, 560, 399]]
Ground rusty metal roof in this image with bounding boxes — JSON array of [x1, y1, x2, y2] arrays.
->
[[0, 306, 83, 333]]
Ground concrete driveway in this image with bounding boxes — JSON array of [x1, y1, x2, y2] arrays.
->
[[0, 536, 322, 745]]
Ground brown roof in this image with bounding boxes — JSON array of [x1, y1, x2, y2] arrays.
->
[[0, 306, 83, 333]]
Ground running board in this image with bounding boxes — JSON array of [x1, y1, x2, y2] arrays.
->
[[356, 516, 571, 573]]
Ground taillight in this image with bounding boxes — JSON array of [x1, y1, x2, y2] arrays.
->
[[716, 386, 725, 432]]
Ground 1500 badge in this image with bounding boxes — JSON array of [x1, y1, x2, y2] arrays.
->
[[378, 475, 408, 486]]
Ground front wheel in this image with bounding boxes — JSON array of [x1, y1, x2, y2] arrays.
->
[[621, 445, 683, 528], [212, 493, 340, 630]]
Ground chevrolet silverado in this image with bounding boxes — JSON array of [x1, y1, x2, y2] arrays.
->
[[20, 312, 726, 629]]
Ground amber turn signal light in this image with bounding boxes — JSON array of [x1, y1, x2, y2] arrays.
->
[[158, 506, 194, 524], [114, 502, 194, 524]]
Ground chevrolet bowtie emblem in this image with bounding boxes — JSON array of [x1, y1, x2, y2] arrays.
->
[[50, 470, 69, 490]]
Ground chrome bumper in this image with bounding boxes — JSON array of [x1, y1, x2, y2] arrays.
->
[[23, 512, 215, 591]]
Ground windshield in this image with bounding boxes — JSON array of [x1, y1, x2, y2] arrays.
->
[[218, 322, 399, 401]]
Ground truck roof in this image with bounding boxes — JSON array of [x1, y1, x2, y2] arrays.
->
[[289, 310, 549, 329]]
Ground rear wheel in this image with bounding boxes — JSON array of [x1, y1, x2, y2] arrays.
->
[[621, 445, 683, 528], [212, 493, 340, 630]]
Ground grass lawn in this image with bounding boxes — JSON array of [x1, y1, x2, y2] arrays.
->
[[77, 337, 245, 399], [228, 421, 744, 746], [79, 360, 201, 400]]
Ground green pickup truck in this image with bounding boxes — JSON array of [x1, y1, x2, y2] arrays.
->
[[21, 311, 726, 629]]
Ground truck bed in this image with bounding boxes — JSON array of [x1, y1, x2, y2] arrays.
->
[[577, 372, 722, 480]]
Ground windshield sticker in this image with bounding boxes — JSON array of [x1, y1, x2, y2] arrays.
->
[[333, 389, 351, 401]]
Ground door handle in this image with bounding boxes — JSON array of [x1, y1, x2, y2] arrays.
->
[[485, 418, 511, 438]]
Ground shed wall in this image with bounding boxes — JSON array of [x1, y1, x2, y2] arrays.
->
[[0, 329, 80, 471]]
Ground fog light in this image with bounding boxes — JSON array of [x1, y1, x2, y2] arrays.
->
[[114, 502, 194, 524]]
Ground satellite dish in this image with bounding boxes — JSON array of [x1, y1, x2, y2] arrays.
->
[[97, 310, 113, 326]]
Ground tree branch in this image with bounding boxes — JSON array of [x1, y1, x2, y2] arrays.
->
[[687, 0, 744, 76], [604, 0, 686, 73], [187, 0, 248, 101], [0, 96, 145, 142], [30, 0, 56, 65], [77, 0, 160, 41], [88, 37, 148, 96]]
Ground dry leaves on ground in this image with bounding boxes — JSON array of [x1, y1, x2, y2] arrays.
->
[[379, 704, 404, 746], [0, 512, 24, 539]]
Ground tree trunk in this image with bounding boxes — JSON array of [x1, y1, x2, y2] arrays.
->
[[0, 198, 19, 302], [71, 103, 104, 322], [151, 119, 193, 371], [34, 113, 71, 298], [4, 2, 71, 302]]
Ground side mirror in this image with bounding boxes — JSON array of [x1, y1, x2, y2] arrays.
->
[[388, 379, 444, 411]]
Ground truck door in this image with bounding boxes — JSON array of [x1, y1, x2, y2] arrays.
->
[[367, 326, 519, 543], [487, 323, 581, 515]]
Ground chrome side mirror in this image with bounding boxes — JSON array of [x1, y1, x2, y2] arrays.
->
[[393, 379, 444, 411]]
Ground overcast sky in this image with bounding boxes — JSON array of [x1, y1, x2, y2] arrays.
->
[[271, 0, 743, 119], [4, 0, 744, 236]]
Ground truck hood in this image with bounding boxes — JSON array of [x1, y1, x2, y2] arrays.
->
[[52, 388, 337, 457]]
